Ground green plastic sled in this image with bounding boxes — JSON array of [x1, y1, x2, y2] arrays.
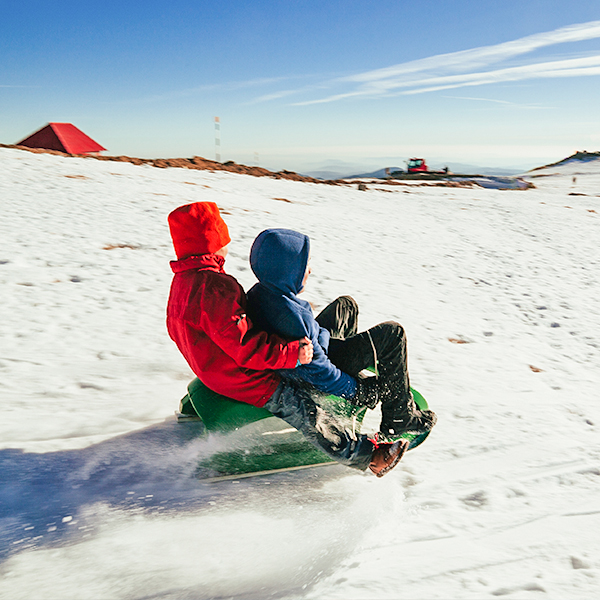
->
[[180, 377, 431, 478]]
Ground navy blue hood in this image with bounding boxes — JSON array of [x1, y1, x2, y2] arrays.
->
[[247, 228, 357, 399], [250, 229, 310, 296]]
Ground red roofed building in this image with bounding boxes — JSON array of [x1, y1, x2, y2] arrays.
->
[[17, 123, 106, 154]]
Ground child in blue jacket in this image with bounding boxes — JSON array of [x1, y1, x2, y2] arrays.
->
[[247, 228, 436, 441]]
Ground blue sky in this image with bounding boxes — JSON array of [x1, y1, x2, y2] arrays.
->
[[2, 1, 600, 173]]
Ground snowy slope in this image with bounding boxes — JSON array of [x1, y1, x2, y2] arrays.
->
[[1, 148, 599, 599]]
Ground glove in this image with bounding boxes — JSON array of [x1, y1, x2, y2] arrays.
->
[[351, 377, 380, 410]]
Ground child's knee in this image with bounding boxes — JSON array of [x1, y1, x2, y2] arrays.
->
[[382, 321, 405, 340], [337, 295, 359, 312]]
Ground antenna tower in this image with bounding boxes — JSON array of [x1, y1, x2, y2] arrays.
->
[[214, 117, 221, 162]]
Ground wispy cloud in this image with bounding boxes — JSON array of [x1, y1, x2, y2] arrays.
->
[[443, 96, 525, 105], [123, 76, 297, 105], [395, 55, 600, 96], [441, 95, 553, 109], [247, 89, 305, 104], [121, 74, 326, 107], [277, 20, 600, 105]]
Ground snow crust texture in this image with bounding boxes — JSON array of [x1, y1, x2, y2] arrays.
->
[[1, 148, 599, 599]]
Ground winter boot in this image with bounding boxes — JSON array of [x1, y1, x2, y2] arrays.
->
[[380, 393, 437, 440], [369, 439, 409, 477]]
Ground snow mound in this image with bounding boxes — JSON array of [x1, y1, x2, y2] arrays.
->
[[527, 151, 600, 179]]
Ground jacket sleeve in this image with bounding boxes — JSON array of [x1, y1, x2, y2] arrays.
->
[[277, 311, 357, 398], [318, 327, 330, 353], [198, 275, 299, 371], [294, 343, 357, 398]]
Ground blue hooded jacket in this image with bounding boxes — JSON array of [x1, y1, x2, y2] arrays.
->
[[247, 229, 357, 398]]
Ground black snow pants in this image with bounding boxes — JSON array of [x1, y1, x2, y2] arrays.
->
[[315, 295, 412, 422]]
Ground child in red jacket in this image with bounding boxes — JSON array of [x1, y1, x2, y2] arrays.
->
[[166, 202, 408, 477]]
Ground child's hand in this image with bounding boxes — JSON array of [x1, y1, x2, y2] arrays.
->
[[298, 337, 313, 364]]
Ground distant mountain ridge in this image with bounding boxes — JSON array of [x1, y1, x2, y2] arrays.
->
[[305, 163, 526, 179]]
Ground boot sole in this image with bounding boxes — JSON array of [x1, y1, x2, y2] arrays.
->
[[374, 440, 409, 478]]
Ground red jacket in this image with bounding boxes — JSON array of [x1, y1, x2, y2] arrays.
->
[[167, 254, 299, 406]]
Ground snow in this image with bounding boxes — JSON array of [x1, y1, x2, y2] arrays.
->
[[1, 147, 599, 599]]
